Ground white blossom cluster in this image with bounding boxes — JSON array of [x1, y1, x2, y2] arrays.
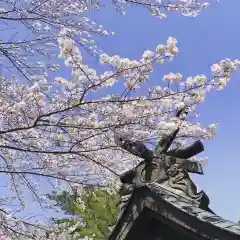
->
[[0, 0, 211, 79], [112, 0, 211, 18]]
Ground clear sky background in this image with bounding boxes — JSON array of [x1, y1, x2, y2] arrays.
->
[[84, 0, 240, 222], [3, 0, 240, 225]]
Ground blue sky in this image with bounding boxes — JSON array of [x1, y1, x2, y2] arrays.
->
[[85, 0, 240, 222]]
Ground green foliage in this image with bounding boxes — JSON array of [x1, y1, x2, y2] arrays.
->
[[48, 187, 119, 239]]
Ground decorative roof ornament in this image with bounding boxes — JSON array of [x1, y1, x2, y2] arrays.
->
[[109, 109, 240, 240], [114, 108, 212, 214]]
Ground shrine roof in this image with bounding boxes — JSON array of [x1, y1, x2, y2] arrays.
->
[[147, 182, 240, 237], [109, 183, 240, 240]]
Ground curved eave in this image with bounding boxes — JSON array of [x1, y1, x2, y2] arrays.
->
[[108, 183, 240, 240]]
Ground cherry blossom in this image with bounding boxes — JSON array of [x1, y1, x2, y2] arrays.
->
[[0, 33, 237, 239], [0, 0, 210, 80], [0, 0, 235, 239]]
